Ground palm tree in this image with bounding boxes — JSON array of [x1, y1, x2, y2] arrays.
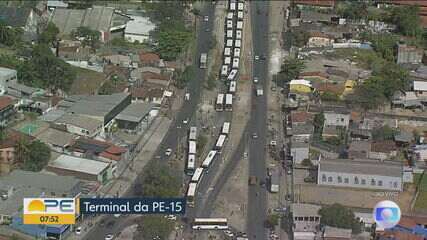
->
[[15, 138, 30, 167], [0, 20, 11, 44]]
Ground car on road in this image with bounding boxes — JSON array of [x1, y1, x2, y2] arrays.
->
[[105, 234, 114, 240], [182, 118, 189, 124], [165, 148, 172, 156], [185, 93, 190, 101], [270, 140, 277, 146], [249, 176, 258, 185], [252, 133, 258, 139], [254, 55, 259, 60], [253, 77, 259, 83], [224, 230, 234, 237], [75, 227, 82, 235], [204, 15, 209, 21]]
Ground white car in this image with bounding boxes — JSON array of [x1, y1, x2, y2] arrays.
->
[[105, 234, 114, 240], [254, 55, 259, 60], [75, 227, 82, 235], [165, 148, 172, 156], [204, 15, 209, 21], [253, 77, 259, 83], [224, 230, 234, 237], [183, 118, 189, 124]]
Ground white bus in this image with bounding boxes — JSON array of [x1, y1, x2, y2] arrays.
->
[[191, 167, 204, 183], [236, 21, 243, 30], [215, 94, 224, 111], [192, 218, 228, 230], [187, 183, 197, 207], [226, 39, 233, 48], [202, 150, 217, 168], [221, 65, 229, 77], [224, 56, 231, 65], [235, 39, 242, 48], [237, 10, 244, 20], [226, 12, 233, 20], [237, 2, 244, 11], [226, 30, 233, 39], [189, 140, 197, 155], [229, 81, 236, 94], [226, 20, 233, 29], [229, 2, 236, 11], [227, 69, 238, 81], [224, 47, 231, 56], [186, 154, 195, 175], [189, 127, 197, 141], [232, 57, 240, 69], [200, 53, 207, 69], [215, 134, 227, 150], [222, 122, 231, 135], [225, 94, 233, 111], [234, 48, 241, 58], [236, 30, 242, 40]]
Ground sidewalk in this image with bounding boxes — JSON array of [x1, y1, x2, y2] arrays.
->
[[67, 115, 172, 240]]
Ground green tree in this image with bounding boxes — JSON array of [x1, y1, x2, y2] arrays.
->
[[135, 215, 174, 240], [336, 1, 368, 20], [389, 5, 423, 37], [313, 112, 325, 133], [38, 22, 59, 46], [277, 58, 305, 86], [72, 26, 100, 50], [156, 27, 192, 60], [301, 158, 313, 167], [21, 140, 51, 172], [372, 125, 397, 141], [368, 33, 399, 62], [176, 65, 194, 89], [320, 92, 340, 102], [319, 203, 361, 234], [264, 214, 280, 229], [136, 163, 180, 197], [291, 29, 310, 48], [0, 20, 23, 46]]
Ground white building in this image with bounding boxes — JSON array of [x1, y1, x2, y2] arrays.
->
[[124, 16, 155, 43], [323, 112, 350, 128], [292, 203, 321, 240]]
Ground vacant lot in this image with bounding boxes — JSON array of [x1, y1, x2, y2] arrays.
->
[[414, 173, 427, 213], [69, 67, 106, 95]]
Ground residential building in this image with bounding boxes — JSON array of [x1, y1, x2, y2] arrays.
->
[[318, 159, 403, 191], [47, 154, 113, 183], [324, 112, 350, 128], [139, 52, 161, 67], [0, 67, 17, 93], [142, 72, 171, 87], [348, 141, 370, 159], [291, 111, 314, 125], [322, 226, 352, 240], [36, 128, 74, 153], [291, 203, 321, 240], [130, 84, 165, 104], [0, 130, 34, 175], [0, 96, 15, 126], [397, 44, 423, 64], [0, 170, 81, 239], [377, 215, 427, 240], [124, 16, 155, 43], [368, 140, 397, 161], [291, 141, 310, 165], [55, 113, 103, 137], [290, 79, 313, 94], [115, 102, 155, 133], [291, 123, 314, 142], [394, 131, 414, 146], [299, 10, 335, 24], [307, 32, 334, 48], [410, 65, 427, 81]]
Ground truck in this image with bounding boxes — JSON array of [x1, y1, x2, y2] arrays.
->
[[269, 169, 279, 193], [200, 53, 207, 69], [256, 88, 264, 96]]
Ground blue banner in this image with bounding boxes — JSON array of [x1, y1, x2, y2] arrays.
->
[[79, 198, 186, 214]]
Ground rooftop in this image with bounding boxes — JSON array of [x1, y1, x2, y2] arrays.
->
[[49, 154, 110, 175], [370, 140, 397, 153], [0, 96, 13, 111], [125, 15, 155, 36], [36, 128, 74, 148], [139, 52, 161, 64], [56, 113, 103, 132], [291, 203, 321, 217], [291, 111, 314, 123], [115, 102, 154, 123], [323, 226, 352, 239], [0, 67, 17, 80], [319, 159, 402, 177]]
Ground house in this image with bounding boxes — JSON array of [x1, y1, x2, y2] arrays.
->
[[35, 128, 74, 153], [368, 140, 397, 161], [318, 159, 403, 191], [104, 54, 132, 68], [0, 170, 80, 239], [291, 123, 314, 142], [291, 203, 321, 240], [142, 72, 171, 87], [409, 144, 427, 166], [410, 65, 427, 81], [291, 111, 314, 125], [322, 226, 352, 240], [397, 44, 423, 65], [349, 129, 372, 141], [47, 154, 113, 183], [0, 67, 17, 93], [115, 102, 155, 133], [139, 52, 161, 67], [124, 16, 155, 43], [289, 79, 313, 94], [291, 141, 310, 164], [324, 112, 350, 128], [0, 96, 15, 126], [413, 81, 427, 98], [307, 32, 334, 48], [394, 131, 414, 146], [130, 84, 165, 104], [6, 82, 39, 99], [0, 130, 34, 175], [55, 113, 103, 138], [348, 141, 370, 159], [69, 137, 129, 176]]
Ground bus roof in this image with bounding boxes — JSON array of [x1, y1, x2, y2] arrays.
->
[[191, 168, 204, 182], [194, 218, 228, 222], [216, 134, 227, 148], [202, 150, 217, 167], [187, 182, 197, 196]]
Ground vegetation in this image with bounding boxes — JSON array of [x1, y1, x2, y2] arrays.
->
[[71, 26, 100, 50], [264, 214, 280, 229], [414, 173, 427, 210], [388, 5, 423, 38], [301, 158, 313, 167], [98, 75, 125, 95], [0, 20, 23, 47], [17, 140, 51, 172], [276, 58, 305, 87], [335, 1, 368, 20], [320, 92, 340, 102], [38, 22, 59, 46], [319, 203, 361, 234], [135, 215, 175, 240], [175, 65, 195, 89], [313, 112, 325, 138], [372, 125, 397, 141], [291, 29, 310, 48], [135, 162, 180, 197]]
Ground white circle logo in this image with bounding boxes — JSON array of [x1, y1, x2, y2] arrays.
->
[[373, 200, 401, 229]]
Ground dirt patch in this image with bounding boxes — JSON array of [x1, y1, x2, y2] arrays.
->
[[69, 67, 106, 95]]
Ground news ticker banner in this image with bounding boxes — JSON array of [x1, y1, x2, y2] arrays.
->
[[23, 198, 186, 225]]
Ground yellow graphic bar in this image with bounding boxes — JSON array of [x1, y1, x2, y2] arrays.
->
[[23, 214, 76, 225]]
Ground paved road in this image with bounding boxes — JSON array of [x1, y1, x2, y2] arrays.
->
[[247, 1, 270, 240], [81, 3, 215, 240]]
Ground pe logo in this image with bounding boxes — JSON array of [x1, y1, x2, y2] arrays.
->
[[23, 198, 77, 225], [373, 200, 401, 229]]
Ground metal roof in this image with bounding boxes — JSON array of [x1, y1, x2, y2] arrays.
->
[[319, 159, 402, 177], [56, 113, 103, 132], [291, 203, 321, 217], [115, 102, 154, 123], [49, 154, 110, 176]]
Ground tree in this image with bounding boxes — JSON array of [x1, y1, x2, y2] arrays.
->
[[0, 20, 23, 47], [368, 33, 399, 62], [372, 125, 397, 141], [389, 5, 423, 37], [136, 162, 180, 197], [319, 203, 361, 234], [72, 26, 100, 50], [277, 58, 305, 87], [38, 22, 59, 46], [291, 29, 310, 48], [320, 92, 340, 102], [264, 214, 280, 229], [301, 158, 313, 167], [135, 215, 174, 240], [155, 27, 192, 60], [21, 140, 51, 172], [313, 112, 325, 133], [175, 65, 194, 89], [336, 1, 368, 20]]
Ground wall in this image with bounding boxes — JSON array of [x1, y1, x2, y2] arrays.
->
[[0, 147, 15, 175], [318, 171, 402, 191]]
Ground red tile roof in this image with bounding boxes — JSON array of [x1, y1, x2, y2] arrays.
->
[[371, 140, 397, 153], [0, 96, 13, 111], [291, 111, 314, 123], [139, 52, 160, 64]]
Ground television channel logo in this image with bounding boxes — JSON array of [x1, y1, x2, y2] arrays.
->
[[373, 200, 401, 229], [23, 198, 77, 225]]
